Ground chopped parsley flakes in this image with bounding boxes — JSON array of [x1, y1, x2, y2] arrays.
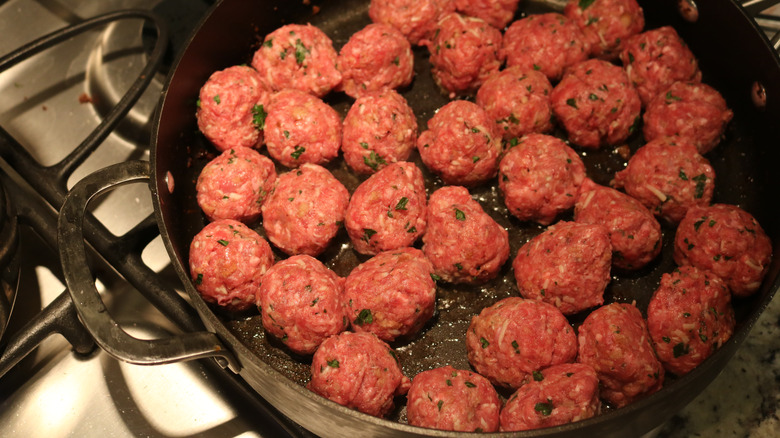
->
[[354, 309, 373, 326]]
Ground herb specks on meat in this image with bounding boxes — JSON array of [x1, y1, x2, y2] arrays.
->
[[362, 228, 377, 243], [692, 174, 708, 199], [363, 151, 386, 171], [252, 104, 267, 130], [535, 401, 553, 416], [354, 309, 373, 326], [294, 38, 309, 65], [291, 145, 305, 159]]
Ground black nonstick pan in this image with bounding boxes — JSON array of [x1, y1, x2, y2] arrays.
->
[[59, 0, 780, 436]]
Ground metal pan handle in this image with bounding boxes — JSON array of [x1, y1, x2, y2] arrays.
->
[[58, 160, 238, 370]]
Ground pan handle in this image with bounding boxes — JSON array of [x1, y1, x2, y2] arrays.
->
[[58, 160, 239, 370]]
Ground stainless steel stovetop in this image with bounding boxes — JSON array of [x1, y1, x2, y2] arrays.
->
[[0, 1, 293, 436]]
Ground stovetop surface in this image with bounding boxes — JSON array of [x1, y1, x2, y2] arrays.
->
[[0, 1, 289, 436]]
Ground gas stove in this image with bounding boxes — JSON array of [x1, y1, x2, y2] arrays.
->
[[0, 1, 304, 436], [0, 1, 778, 438]]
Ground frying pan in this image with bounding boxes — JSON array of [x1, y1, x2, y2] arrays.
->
[[58, 0, 780, 436]]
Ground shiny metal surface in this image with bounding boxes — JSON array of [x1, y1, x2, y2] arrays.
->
[[58, 160, 239, 369], [0, 0, 273, 436]]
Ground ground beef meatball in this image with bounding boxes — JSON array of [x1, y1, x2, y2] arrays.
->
[[369, 0, 456, 46], [345, 248, 436, 341], [466, 297, 578, 389], [337, 23, 414, 98], [575, 178, 662, 270], [196, 65, 268, 151], [195, 147, 276, 223], [345, 162, 427, 255], [500, 13, 590, 82], [476, 67, 553, 140], [423, 186, 509, 284], [647, 266, 736, 376], [263, 89, 341, 168], [500, 363, 600, 432], [612, 137, 715, 224], [454, 0, 520, 29], [257, 255, 348, 355], [513, 221, 612, 315], [577, 302, 664, 408], [673, 204, 773, 297], [251, 23, 341, 97], [261, 163, 349, 256], [427, 12, 504, 97], [551, 58, 642, 148], [341, 89, 417, 175], [189, 219, 274, 312], [620, 26, 702, 106], [564, 0, 644, 60], [643, 81, 733, 154], [417, 100, 503, 186], [407, 365, 500, 432], [308, 331, 411, 417], [498, 133, 586, 225]]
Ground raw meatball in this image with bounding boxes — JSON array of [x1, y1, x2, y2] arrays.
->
[[341, 89, 418, 175], [345, 248, 436, 341], [475, 66, 554, 140], [454, 0, 520, 29], [261, 163, 349, 256], [422, 186, 509, 284], [647, 266, 736, 376], [564, 0, 644, 60], [643, 81, 733, 154], [264, 89, 341, 168], [673, 204, 773, 297], [620, 26, 702, 106], [577, 303, 664, 408], [575, 178, 662, 270], [407, 365, 500, 432], [498, 133, 586, 225], [500, 363, 600, 432], [427, 12, 504, 97], [551, 58, 642, 148], [500, 13, 590, 82], [257, 255, 348, 355], [368, 0, 456, 46], [195, 147, 276, 223], [417, 100, 503, 186], [189, 219, 274, 312], [513, 221, 612, 315], [466, 297, 578, 389], [612, 137, 715, 224], [337, 23, 414, 98], [308, 331, 411, 417], [196, 65, 268, 151], [251, 23, 341, 97], [345, 162, 427, 255]]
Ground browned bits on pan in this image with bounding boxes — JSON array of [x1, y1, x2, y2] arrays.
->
[[614, 144, 631, 159]]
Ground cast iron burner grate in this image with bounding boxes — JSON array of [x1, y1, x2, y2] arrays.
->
[[0, 9, 308, 438]]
